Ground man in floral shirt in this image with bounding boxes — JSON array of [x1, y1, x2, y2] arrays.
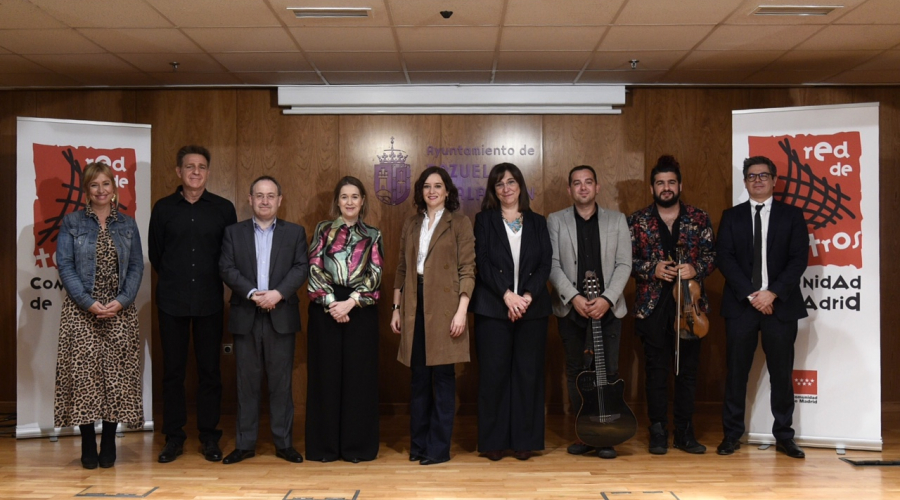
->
[[628, 155, 716, 456]]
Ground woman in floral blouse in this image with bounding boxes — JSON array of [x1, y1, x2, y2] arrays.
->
[[306, 176, 384, 463]]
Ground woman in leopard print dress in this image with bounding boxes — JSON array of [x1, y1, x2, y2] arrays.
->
[[54, 162, 144, 469]]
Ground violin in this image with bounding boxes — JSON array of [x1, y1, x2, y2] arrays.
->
[[672, 241, 709, 341]]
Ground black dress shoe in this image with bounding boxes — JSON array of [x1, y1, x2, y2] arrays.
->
[[419, 457, 449, 465], [775, 439, 805, 459], [222, 449, 256, 464], [597, 447, 617, 459], [409, 454, 423, 462], [716, 439, 741, 455], [566, 442, 596, 455], [276, 447, 304, 463], [202, 441, 223, 462], [158, 441, 183, 463], [483, 450, 504, 461], [513, 450, 532, 461]]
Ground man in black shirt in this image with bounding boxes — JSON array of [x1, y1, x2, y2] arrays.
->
[[548, 165, 632, 459], [149, 145, 237, 463]]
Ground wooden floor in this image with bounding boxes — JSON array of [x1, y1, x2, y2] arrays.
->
[[2, 408, 898, 500]]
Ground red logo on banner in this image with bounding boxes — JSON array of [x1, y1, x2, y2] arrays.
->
[[749, 133, 862, 268], [793, 370, 818, 395], [32, 145, 137, 269]]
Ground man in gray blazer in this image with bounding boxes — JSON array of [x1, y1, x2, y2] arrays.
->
[[219, 175, 309, 464], [548, 165, 632, 459]]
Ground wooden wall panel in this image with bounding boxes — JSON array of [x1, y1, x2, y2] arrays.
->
[[2, 86, 899, 420]]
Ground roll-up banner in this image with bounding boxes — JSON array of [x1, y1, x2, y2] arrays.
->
[[732, 103, 881, 451], [16, 117, 153, 438]]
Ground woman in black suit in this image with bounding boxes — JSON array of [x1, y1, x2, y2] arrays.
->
[[470, 162, 552, 461]]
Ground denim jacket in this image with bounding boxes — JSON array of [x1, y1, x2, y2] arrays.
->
[[56, 208, 144, 311]]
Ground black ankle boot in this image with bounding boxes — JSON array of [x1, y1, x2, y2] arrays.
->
[[79, 424, 98, 469], [648, 422, 668, 455], [674, 422, 707, 454], [98, 421, 117, 468]]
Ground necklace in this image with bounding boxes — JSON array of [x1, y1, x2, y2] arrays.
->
[[503, 213, 523, 233]]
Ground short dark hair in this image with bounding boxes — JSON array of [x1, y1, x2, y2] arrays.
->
[[331, 176, 368, 220], [481, 162, 530, 212], [413, 166, 460, 213], [568, 165, 597, 185], [650, 155, 682, 184], [177, 145, 210, 167], [250, 175, 282, 196], [743, 156, 777, 179]]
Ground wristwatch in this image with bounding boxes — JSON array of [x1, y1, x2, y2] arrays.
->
[[391, 304, 401, 311]]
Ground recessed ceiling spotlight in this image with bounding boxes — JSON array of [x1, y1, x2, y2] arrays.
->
[[287, 7, 372, 18], [752, 4, 843, 16]]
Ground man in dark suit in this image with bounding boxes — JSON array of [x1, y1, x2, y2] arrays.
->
[[716, 156, 809, 459], [219, 175, 309, 464], [548, 165, 632, 460]]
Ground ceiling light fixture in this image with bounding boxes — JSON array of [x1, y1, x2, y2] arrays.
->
[[287, 7, 372, 18], [752, 4, 843, 16]]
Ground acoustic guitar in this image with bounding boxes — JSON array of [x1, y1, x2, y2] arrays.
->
[[574, 270, 637, 448]]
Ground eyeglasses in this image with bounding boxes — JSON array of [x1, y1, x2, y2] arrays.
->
[[495, 179, 518, 191], [745, 172, 773, 182]]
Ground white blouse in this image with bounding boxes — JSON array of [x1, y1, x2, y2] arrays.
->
[[505, 221, 523, 294], [416, 209, 444, 275]]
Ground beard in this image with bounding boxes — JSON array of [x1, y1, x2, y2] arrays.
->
[[654, 190, 680, 208]]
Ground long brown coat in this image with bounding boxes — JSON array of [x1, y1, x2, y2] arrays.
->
[[394, 210, 475, 367]]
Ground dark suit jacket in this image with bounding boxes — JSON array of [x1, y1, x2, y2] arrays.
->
[[716, 200, 808, 322], [220, 219, 309, 335], [469, 209, 552, 320]]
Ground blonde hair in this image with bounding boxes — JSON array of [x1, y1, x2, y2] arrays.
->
[[81, 162, 117, 205]]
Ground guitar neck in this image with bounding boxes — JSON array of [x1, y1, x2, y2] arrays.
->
[[590, 316, 607, 387]]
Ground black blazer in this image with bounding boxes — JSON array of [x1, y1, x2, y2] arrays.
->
[[219, 219, 309, 335], [470, 209, 552, 320], [716, 200, 809, 322]]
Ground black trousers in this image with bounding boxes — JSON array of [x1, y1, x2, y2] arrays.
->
[[635, 294, 701, 430], [158, 309, 223, 444], [722, 306, 798, 441], [474, 314, 548, 452], [233, 312, 296, 450], [409, 282, 456, 462], [305, 290, 380, 462], [557, 312, 621, 416]]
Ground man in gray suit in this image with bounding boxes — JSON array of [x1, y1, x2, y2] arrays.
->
[[548, 165, 632, 459], [219, 175, 309, 464]]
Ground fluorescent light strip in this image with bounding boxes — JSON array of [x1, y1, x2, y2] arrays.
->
[[753, 5, 843, 16], [287, 7, 372, 18]]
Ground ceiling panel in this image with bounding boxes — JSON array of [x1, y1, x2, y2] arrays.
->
[[289, 27, 396, 52], [212, 52, 313, 72], [677, 50, 784, 71], [827, 69, 900, 83], [408, 71, 492, 84], [600, 26, 714, 51], [388, 0, 503, 26], [306, 52, 402, 72], [396, 27, 499, 52], [724, 0, 867, 25], [267, 0, 392, 28], [70, 72, 162, 87], [78, 28, 202, 53], [320, 71, 407, 84], [119, 52, 225, 73], [615, 0, 744, 25], [743, 69, 837, 84], [794, 25, 900, 51], [579, 70, 667, 83], [588, 51, 687, 70], [27, 53, 139, 74], [504, 0, 625, 26], [660, 69, 756, 84], [500, 27, 606, 51], [765, 50, 880, 72], [497, 51, 592, 71], [698, 25, 823, 51], [836, 0, 900, 24], [492, 71, 580, 83], [0, 55, 52, 73], [30, 0, 174, 28], [852, 49, 900, 70], [234, 72, 323, 85], [0, 1, 67, 29], [403, 52, 495, 72], [0, 73, 81, 87], [146, 0, 282, 27], [183, 27, 298, 52], [0, 29, 104, 54], [148, 72, 243, 85]]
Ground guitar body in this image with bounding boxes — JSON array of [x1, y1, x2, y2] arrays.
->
[[574, 372, 638, 448]]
